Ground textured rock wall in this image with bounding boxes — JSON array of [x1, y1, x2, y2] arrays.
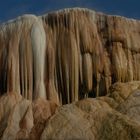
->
[[1, 82, 140, 139], [0, 8, 140, 104]]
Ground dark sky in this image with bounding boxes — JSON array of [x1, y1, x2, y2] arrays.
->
[[0, 0, 140, 22]]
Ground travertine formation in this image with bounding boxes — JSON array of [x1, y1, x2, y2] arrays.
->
[[0, 8, 140, 139], [41, 93, 140, 140], [0, 93, 58, 140], [1, 82, 140, 140], [0, 8, 140, 104]]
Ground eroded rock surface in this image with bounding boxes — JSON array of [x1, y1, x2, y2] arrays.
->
[[0, 82, 140, 139], [0, 8, 140, 104], [0, 93, 58, 140], [41, 82, 140, 140], [0, 8, 140, 140]]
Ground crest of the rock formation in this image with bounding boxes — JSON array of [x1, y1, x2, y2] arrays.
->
[[0, 8, 140, 140]]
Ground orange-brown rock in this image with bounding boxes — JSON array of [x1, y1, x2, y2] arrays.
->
[[29, 98, 58, 140], [0, 82, 140, 139], [0, 8, 140, 104], [2, 99, 32, 140], [0, 93, 22, 139], [39, 82, 140, 140], [0, 7, 140, 140], [41, 97, 140, 140], [0, 93, 58, 140], [107, 81, 140, 103]]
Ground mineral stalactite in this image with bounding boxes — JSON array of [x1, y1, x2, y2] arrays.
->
[[0, 8, 140, 104]]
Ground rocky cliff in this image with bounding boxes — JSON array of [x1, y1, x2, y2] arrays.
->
[[0, 8, 140, 140], [0, 8, 140, 104]]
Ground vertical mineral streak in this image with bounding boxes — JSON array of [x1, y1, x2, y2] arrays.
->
[[31, 19, 46, 100]]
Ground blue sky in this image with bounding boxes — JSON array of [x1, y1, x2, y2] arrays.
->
[[0, 0, 140, 22]]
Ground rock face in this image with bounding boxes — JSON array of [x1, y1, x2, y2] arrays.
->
[[0, 7, 140, 139], [0, 82, 140, 139], [0, 93, 58, 140], [0, 8, 140, 104], [41, 82, 140, 140]]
